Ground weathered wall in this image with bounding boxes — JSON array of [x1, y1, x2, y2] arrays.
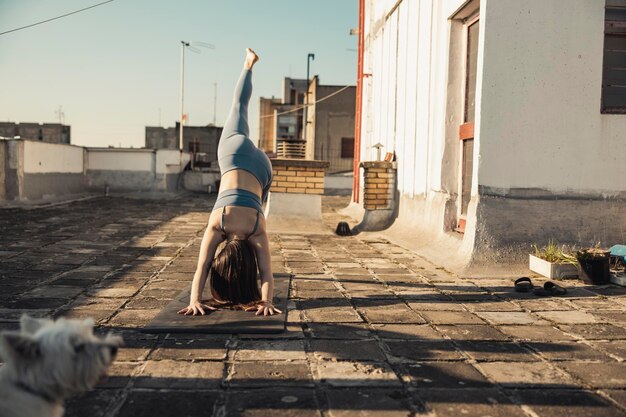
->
[[479, 0, 626, 195], [86, 148, 190, 192], [469, 0, 626, 265], [359, 0, 475, 270], [145, 125, 221, 165], [307, 77, 356, 173], [3, 140, 23, 200], [0, 122, 70, 144], [20, 140, 84, 200], [0, 140, 192, 201], [358, 0, 625, 273]]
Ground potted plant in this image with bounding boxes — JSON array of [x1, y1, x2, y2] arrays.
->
[[576, 246, 611, 285], [529, 240, 579, 279]]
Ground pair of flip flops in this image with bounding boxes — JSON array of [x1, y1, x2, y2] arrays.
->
[[514, 277, 567, 296]]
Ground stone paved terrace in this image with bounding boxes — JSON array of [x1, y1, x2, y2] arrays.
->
[[3, 194, 626, 416]]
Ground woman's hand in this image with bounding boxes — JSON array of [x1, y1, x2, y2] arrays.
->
[[245, 300, 282, 316], [177, 300, 218, 316]]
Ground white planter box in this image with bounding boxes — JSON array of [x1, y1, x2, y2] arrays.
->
[[529, 254, 579, 279]]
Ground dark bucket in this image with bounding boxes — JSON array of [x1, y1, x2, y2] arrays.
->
[[577, 255, 611, 285]]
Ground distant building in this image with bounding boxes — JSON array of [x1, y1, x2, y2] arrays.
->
[[304, 76, 356, 173], [0, 122, 70, 144], [258, 77, 308, 155], [145, 123, 222, 166]]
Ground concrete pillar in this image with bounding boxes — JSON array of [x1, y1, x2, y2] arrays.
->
[[361, 161, 396, 210], [265, 158, 330, 233]]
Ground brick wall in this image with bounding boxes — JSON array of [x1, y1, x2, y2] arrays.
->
[[270, 158, 329, 194], [361, 161, 396, 210]]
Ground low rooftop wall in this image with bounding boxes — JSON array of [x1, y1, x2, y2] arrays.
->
[[0, 139, 190, 202]]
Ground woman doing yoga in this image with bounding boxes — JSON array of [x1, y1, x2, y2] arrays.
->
[[177, 48, 281, 317]]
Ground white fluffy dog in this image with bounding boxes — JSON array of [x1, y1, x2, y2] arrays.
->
[[0, 315, 122, 417]]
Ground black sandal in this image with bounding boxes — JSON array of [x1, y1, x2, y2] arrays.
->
[[514, 277, 533, 292], [534, 281, 567, 296]]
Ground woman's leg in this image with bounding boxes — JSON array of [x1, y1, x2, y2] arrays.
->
[[220, 48, 259, 140]]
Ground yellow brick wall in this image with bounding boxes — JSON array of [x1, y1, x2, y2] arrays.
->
[[362, 163, 395, 210], [270, 165, 325, 194]]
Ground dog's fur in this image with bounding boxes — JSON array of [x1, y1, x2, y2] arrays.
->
[[0, 315, 122, 417]]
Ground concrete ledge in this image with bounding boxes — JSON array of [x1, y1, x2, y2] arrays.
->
[[265, 192, 322, 219], [183, 170, 220, 193], [265, 192, 329, 234], [86, 170, 157, 192], [271, 158, 330, 169], [22, 173, 85, 200]]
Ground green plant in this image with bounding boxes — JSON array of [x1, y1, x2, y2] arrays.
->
[[532, 240, 578, 264]]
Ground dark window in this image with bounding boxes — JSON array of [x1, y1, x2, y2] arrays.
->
[[188, 140, 199, 153], [602, 0, 626, 113], [341, 137, 354, 158]]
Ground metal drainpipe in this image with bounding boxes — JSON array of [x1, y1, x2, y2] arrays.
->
[[352, 0, 365, 203]]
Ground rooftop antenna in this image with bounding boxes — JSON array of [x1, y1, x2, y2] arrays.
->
[[213, 82, 217, 125], [54, 105, 65, 124], [179, 40, 215, 150]]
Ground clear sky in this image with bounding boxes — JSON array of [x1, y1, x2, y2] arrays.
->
[[0, 0, 357, 147]]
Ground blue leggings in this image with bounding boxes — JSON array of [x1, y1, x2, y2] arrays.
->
[[216, 68, 273, 207]]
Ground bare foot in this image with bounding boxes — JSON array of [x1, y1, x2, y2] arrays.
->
[[244, 48, 259, 70]]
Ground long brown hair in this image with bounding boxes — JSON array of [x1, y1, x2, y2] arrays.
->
[[208, 238, 261, 308]]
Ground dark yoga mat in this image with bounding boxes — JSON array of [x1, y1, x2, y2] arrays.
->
[[142, 273, 292, 334]]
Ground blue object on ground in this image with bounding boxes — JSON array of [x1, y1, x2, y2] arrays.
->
[[610, 245, 626, 261]]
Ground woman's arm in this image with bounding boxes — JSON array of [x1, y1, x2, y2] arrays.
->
[[248, 227, 282, 316], [178, 221, 224, 316]]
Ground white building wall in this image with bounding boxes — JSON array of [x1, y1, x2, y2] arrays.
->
[[23, 141, 84, 174], [87, 149, 154, 172], [478, 0, 626, 195], [358, 0, 626, 273]]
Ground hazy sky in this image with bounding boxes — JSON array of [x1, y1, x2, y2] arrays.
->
[[0, 0, 357, 147]]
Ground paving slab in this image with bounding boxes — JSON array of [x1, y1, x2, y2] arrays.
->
[[384, 340, 464, 362], [509, 389, 626, 417], [497, 325, 576, 341], [233, 340, 307, 361], [526, 341, 612, 361], [559, 362, 626, 388], [148, 338, 227, 360], [227, 360, 314, 387], [419, 311, 485, 325], [462, 301, 523, 312], [371, 324, 443, 340], [325, 389, 412, 417], [302, 306, 363, 323], [559, 324, 626, 340], [398, 362, 492, 388], [312, 361, 401, 387], [309, 339, 386, 361], [535, 310, 598, 324], [407, 300, 466, 311], [222, 388, 321, 417], [415, 388, 527, 417], [436, 324, 509, 341], [116, 390, 221, 417], [457, 341, 539, 362], [589, 340, 626, 360], [305, 323, 372, 339], [133, 360, 224, 389], [476, 311, 548, 325], [65, 389, 123, 417], [478, 361, 576, 387]]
